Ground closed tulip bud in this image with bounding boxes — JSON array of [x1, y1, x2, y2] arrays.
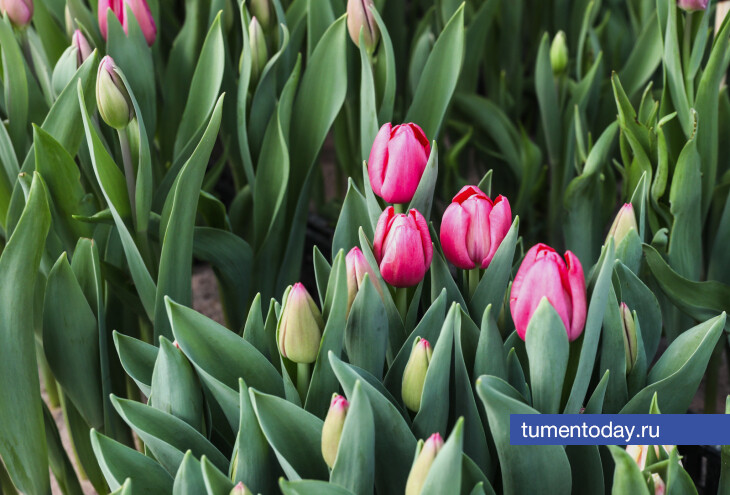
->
[[321, 394, 349, 468], [347, 0, 379, 53], [620, 303, 638, 373], [96, 56, 134, 130], [249, 16, 268, 83], [405, 433, 444, 495], [440, 186, 512, 270], [277, 283, 324, 364], [345, 247, 381, 313], [368, 123, 431, 204], [401, 338, 432, 412], [626, 445, 673, 495], [606, 203, 638, 246], [550, 30, 568, 75], [678, 0, 708, 11], [0, 0, 33, 27], [510, 243, 587, 341], [72, 30, 92, 67], [98, 0, 156, 46], [373, 207, 433, 288], [229, 481, 253, 495], [249, 0, 271, 30]]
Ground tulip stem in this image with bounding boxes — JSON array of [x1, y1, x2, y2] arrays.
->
[[395, 287, 408, 322], [117, 128, 137, 226], [297, 362, 311, 402], [394, 203, 405, 214], [468, 268, 480, 299]]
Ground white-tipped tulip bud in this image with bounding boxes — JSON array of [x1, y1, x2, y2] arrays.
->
[[321, 394, 349, 468], [606, 203, 639, 246], [229, 481, 253, 495], [96, 56, 133, 129], [401, 337, 432, 412], [405, 433, 444, 495], [249, 16, 268, 84], [277, 283, 324, 364], [346, 0, 379, 53]]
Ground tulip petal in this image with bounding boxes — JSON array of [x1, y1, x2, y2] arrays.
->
[[462, 195, 492, 265], [411, 208, 433, 268], [482, 195, 512, 268], [440, 203, 474, 269], [367, 123, 391, 198], [379, 126, 430, 203], [452, 185, 488, 204], [380, 219, 426, 287], [373, 206, 395, 263], [564, 251, 586, 341]]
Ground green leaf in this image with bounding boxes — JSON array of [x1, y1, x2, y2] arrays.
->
[[408, 142, 439, 221], [113, 331, 157, 397], [473, 304, 507, 381], [599, 286, 628, 413], [172, 451, 207, 495], [359, 34, 379, 163], [91, 429, 174, 493], [43, 402, 84, 495], [405, 4, 464, 138], [333, 180, 374, 256], [566, 445, 604, 495], [607, 445, 650, 495], [306, 0, 335, 56], [477, 376, 572, 495], [618, 11, 662, 98], [331, 382, 375, 495], [614, 262, 662, 363], [370, 7, 395, 123], [0, 18, 29, 154], [201, 456, 234, 495], [620, 313, 727, 413], [525, 298, 569, 414], [0, 172, 50, 495], [663, 0, 692, 137], [345, 275, 388, 380], [249, 389, 329, 480], [535, 32, 561, 166], [280, 480, 355, 495], [43, 253, 103, 429], [421, 418, 464, 495], [110, 395, 228, 475], [430, 251, 468, 311]]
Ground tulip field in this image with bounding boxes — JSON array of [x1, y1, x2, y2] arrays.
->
[[2, 0, 730, 493]]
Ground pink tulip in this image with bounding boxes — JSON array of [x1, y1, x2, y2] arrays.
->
[[510, 243, 586, 341], [439, 186, 512, 270], [0, 0, 33, 27], [72, 29, 93, 67], [345, 247, 381, 312], [368, 123, 431, 204], [98, 0, 156, 46], [373, 207, 432, 288], [678, 0, 708, 11]]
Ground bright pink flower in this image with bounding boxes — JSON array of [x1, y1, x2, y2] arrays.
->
[[678, 0, 708, 11], [439, 186, 512, 270], [98, 0, 156, 46], [368, 123, 431, 204], [373, 207, 432, 288], [510, 243, 586, 341]]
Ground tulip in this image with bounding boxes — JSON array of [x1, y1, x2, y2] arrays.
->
[[345, 247, 382, 313], [405, 433, 444, 495], [72, 30, 92, 67], [249, 0, 271, 30], [510, 243, 586, 341], [440, 186, 512, 270], [606, 203, 638, 246], [277, 283, 324, 364], [321, 394, 349, 468], [96, 56, 134, 130], [249, 16, 268, 84], [620, 303, 638, 373], [550, 31, 568, 75], [626, 445, 674, 495], [0, 0, 33, 27], [678, 0, 708, 11], [373, 207, 432, 288], [401, 337, 432, 412], [346, 0, 379, 52], [368, 123, 431, 204], [229, 481, 253, 495], [98, 0, 156, 46]]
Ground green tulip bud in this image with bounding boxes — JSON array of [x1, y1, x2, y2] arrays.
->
[[606, 203, 638, 246], [550, 31, 568, 76], [277, 283, 324, 364], [229, 481, 253, 495], [620, 303, 638, 373], [405, 433, 444, 495], [346, 0, 379, 53], [249, 16, 268, 84], [321, 394, 349, 468], [96, 56, 133, 130], [249, 0, 271, 30], [401, 337, 432, 412]]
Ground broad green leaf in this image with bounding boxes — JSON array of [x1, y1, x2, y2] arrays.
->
[[607, 445, 650, 495], [359, 33, 379, 163], [280, 480, 355, 495], [566, 445, 604, 495], [614, 263, 662, 363], [663, 0, 692, 137], [430, 251, 468, 310], [201, 456, 234, 495], [173, 451, 206, 495], [0, 173, 50, 495], [371, 7, 395, 123], [333, 180, 374, 256], [535, 32, 561, 166], [599, 286, 628, 413], [0, 18, 28, 154], [113, 331, 157, 397], [408, 142, 439, 221], [344, 275, 388, 379], [618, 11, 662, 98], [473, 304, 507, 381]]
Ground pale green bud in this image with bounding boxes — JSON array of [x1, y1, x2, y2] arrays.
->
[[277, 283, 324, 363], [401, 337, 432, 412], [249, 16, 268, 84], [550, 31, 568, 75], [620, 303, 638, 373], [321, 394, 349, 468], [606, 203, 638, 246], [96, 56, 133, 129], [405, 433, 444, 495]]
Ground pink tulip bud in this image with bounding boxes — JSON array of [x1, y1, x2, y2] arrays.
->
[[0, 0, 33, 27], [345, 247, 382, 313], [72, 29, 92, 67], [678, 0, 708, 11], [321, 394, 349, 468], [229, 481, 253, 495], [368, 123, 431, 204], [98, 0, 156, 46], [509, 243, 586, 341], [277, 283, 324, 364], [96, 55, 133, 129], [405, 433, 444, 495], [439, 186, 512, 270], [373, 207, 433, 288]]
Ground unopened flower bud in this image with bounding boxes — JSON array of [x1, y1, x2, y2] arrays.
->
[[347, 0, 379, 53], [678, 0, 708, 11], [249, 0, 271, 30], [405, 433, 444, 495], [606, 203, 638, 246], [550, 31, 568, 76], [277, 283, 324, 364], [0, 0, 33, 27], [249, 16, 268, 84], [72, 29, 92, 67], [620, 303, 638, 373], [345, 247, 381, 314], [96, 56, 133, 129], [321, 394, 349, 468], [401, 338, 432, 412], [229, 481, 253, 495]]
